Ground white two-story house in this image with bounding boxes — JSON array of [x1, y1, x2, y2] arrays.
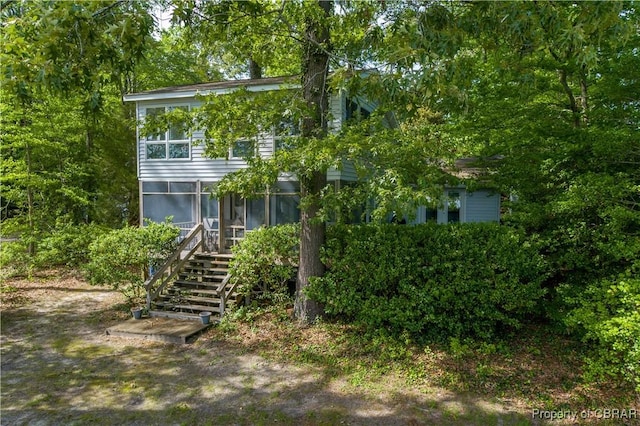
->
[[123, 76, 500, 252]]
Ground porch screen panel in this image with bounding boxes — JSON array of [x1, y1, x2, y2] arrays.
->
[[170, 182, 196, 193], [143, 194, 194, 224], [270, 181, 300, 225], [270, 195, 300, 225], [247, 198, 266, 230], [200, 195, 219, 229], [142, 181, 168, 192]]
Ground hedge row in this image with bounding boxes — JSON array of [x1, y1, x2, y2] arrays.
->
[[307, 223, 547, 341]]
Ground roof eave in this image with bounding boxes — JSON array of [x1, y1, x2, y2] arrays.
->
[[123, 81, 300, 103]]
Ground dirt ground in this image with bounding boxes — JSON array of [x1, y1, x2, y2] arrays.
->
[[2, 271, 543, 425]]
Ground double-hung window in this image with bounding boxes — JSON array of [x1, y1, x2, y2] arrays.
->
[[231, 139, 255, 159], [145, 106, 190, 160], [274, 118, 300, 152]]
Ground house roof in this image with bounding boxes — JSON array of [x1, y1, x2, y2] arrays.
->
[[449, 156, 503, 180], [123, 75, 300, 102]]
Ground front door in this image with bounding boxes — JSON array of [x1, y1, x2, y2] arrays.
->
[[222, 193, 245, 251]]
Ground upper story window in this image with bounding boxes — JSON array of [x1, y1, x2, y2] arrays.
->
[[144, 106, 190, 160], [274, 118, 300, 152], [231, 139, 255, 159]]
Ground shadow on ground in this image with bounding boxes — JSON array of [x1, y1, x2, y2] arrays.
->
[[1, 278, 538, 425]]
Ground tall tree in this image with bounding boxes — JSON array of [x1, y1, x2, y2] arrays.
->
[[168, 0, 477, 321], [1, 1, 154, 255], [453, 1, 639, 285], [169, 0, 400, 322], [295, 0, 332, 321]]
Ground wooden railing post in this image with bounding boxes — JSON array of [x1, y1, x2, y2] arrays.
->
[[145, 223, 204, 311]]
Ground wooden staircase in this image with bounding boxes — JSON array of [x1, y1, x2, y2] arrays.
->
[[145, 224, 241, 323], [149, 253, 238, 321]]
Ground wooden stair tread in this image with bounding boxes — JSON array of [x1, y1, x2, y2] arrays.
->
[[176, 278, 228, 285], [158, 294, 222, 304], [180, 268, 229, 275], [188, 258, 230, 264], [181, 266, 229, 272], [166, 288, 224, 296], [152, 301, 222, 312], [196, 253, 234, 259], [173, 280, 225, 288]]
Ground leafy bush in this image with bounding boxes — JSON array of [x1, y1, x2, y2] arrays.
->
[[541, 188, 640, 392], [35, 222, 108, 268], [307, 223, 547, 342], [85, 221, 179, 303], [0, 221, 108, 276], [230, 224, 299, 304], [0, 239, 32, 277], [563, 266, 640, 392]]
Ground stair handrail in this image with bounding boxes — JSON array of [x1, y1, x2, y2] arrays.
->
[[217, 273, 241, 318], [145, 223, 204, 310]]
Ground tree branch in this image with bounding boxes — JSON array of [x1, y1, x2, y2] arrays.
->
[[92, 0, 127, 18], [0, 0, 16, 12], [556, 68, 580, 127], [579, 63, 588, 125]]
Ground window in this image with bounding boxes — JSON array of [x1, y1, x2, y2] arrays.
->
[[447, 192, 461, 223], [231, 139, 255, 159], [425, 207, 437, 222], [346, 99, 371, 122], [144, 106, 190, 160], [270, 181, 300, 225], [274, 118, 300, 152]]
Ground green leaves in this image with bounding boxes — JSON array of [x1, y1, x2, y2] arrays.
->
[[307, 223, 547, 342], [229, 224, 299, 303], [85, 221, 180, 303], [564, 273, 640, 392], [1, 1, 154, 106]]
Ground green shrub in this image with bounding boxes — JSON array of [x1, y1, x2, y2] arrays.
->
[[35, 222, 108, 268], [307, 223, 547, 342], [0, 221, 108, 275], [0, 239, 32, 277], [230, 224, 299, 304], [563, 266, 640, 392], [85, 221, 179, 303]]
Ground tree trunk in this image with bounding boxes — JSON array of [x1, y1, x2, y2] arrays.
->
[[294, 0, 332, 323], [579, 64, 589, 126], [557, 68, 580, 128], [295, 172, 326, 322], [249, 58, 262, 79], [25, 136, 35, 256]]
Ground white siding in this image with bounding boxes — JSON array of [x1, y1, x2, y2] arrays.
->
[[257, 135, 274, 158], [329, 89, 345, 132], [137, 92, 355, 183], [465, 190, 500, 223], [327, 90, 357, 181], [137, 99, 277, 182], [327, 162, 357, 181]]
